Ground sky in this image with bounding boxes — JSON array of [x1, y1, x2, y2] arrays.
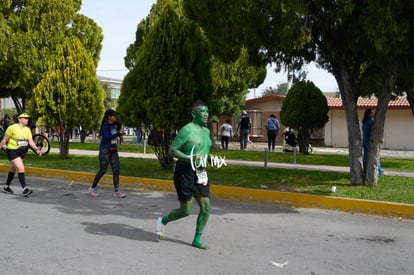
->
[[80, 0, 338, 99]]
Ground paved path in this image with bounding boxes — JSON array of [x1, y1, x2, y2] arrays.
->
[[0, 177, 413, 275], [51, 147, 414, 178]]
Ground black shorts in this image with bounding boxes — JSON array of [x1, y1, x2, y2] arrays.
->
[[173, 161, 210, 201], [6, 147, 29, 161]]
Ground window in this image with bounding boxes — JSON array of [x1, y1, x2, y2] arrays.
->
[[233, 111, 263, 136], [250, 111, 262, 136], [311, 127, 324, 138], [111, 88, 121, 99]]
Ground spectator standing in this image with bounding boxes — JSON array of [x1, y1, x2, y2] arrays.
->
[[265, 114, 280, 151], [362, 109, 384, 175], [219, 120, 233, 149], [135, 126, 142, 143], [236, 111, 251, 150], [1, 114, 12, 132]]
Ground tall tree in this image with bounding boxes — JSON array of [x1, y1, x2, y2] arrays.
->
[[0, 0, 103, 113], [99, 82, 115, 110], [280, 81, 329, 154], [124, 0, 266, 120], [69, 13, 103, 67], [0, 2, 10, 77], [29, 36, 105, 158], [0, 1, 28, 110], [118, 3, 212, 168], [183, 0, 414, 186], [261, 83, 290, 97], [8, 0, 80, 106], [210, 49, 267, 116]]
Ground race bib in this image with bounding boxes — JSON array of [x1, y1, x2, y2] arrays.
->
[[196, 168, 208, 185], [111, 128, 118, 144], [17, 140, 29, 147]]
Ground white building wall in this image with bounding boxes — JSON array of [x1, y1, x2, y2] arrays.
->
[[383, 110, 414, 150], [246, 100, 283, 111], [326, 110, 348, 147], [325, 109, 414, 150], [324, 110, 333, 145]]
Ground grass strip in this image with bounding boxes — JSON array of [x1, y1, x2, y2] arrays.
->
[[3, 152, 412, 205], [52, 142, 414, 171]]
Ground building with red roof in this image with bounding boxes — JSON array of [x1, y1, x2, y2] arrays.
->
[[218, 95, 414, 150], [325, 96, 412, 149]]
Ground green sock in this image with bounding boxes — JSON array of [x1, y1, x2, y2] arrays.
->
[[192, 232, 208, 249]]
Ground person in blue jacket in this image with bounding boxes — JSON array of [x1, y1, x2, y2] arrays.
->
[[265, 114, 279, 151], [362, 109, 384, 175], [88, 109, 126, 197]]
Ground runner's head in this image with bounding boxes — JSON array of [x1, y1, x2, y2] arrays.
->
[[17, 113, 30, 126], [191, 100, 209, 127], [104, 109, 118, 124]]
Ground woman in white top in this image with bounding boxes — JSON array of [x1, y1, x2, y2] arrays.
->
[[219, 120, 233, 149]]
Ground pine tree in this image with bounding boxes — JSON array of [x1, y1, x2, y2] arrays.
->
[[118, 3, 212, 168], [280, 81, 329, 154], [29, 36, 105, 158], [0, 0, 103, 113]]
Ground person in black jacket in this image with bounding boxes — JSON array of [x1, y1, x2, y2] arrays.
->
[[236, 111, 251, 150]]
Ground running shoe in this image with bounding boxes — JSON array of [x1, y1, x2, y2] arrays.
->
[[156, 217, 165, 239], [2, 185, 14, 194], [22, 187, 33, 197], [88, 187, 99, 197], [114, 190, 126, 198]]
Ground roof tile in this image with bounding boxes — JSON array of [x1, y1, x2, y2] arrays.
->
[[327, 96, 410, 109]]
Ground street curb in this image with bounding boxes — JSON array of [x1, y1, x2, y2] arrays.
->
[[1, 164, 413, 220]]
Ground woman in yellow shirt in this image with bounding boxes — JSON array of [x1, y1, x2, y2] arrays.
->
[[0, 113, 41, 197]]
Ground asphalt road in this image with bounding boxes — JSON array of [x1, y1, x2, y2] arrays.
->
[[0, 175, 413, 275]]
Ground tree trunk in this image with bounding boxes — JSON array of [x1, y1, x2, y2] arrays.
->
[[208, 120, 219, 150], [365, 68, 395, 186], [151, 129, 174, 169], [406, 90, 414, 118], [297, 129, 310, 154], [59, 128, 70, 159], [332, 60, 364, 185], [11, 96, 24, 113], [80, 129, 88, 143]]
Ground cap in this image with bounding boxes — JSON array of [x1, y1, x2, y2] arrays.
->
[[18, 113, 30, 118], [242, 110, 247, 115], [105, 109, 118, 117]]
